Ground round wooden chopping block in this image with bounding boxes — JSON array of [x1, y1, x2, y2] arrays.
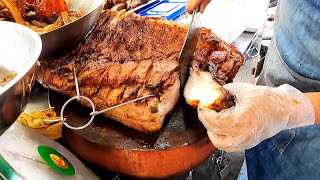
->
[[49, 91, 215, 178]]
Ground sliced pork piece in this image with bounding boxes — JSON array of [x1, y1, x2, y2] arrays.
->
[[184, 33, 243, 111], [37, 10, 244, 132], [183, 68, 235, 112]]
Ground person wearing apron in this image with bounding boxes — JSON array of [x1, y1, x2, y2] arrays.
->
[[246, 0, 320, 179], [186, 0, 320, 179]]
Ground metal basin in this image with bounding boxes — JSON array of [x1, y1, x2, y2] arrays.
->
[[0, 21, 42, 133], [40, 0, 105, 58]]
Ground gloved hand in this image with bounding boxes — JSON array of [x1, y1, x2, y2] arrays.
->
[[198, 83, 315, 152]]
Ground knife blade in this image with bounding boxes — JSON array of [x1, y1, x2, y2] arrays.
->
[[179, 6, 201, 91]]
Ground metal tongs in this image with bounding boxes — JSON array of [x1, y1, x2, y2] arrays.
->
[[178, 6, 202, 91]]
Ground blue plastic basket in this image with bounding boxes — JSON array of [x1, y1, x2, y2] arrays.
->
[[134, 0, 187, 21]]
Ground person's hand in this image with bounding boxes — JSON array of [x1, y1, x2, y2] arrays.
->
[[186, 0, 211, 13], [198, 83, 315, 152]]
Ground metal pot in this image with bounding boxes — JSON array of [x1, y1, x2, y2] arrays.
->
[[40, 0, 105, 58], [0, 21, 42, 133]]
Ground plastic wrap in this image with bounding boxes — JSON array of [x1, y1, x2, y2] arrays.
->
[[0, 122, 99, 179]]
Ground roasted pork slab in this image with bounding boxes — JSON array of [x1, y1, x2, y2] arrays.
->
[[37, 10, 244, 132]]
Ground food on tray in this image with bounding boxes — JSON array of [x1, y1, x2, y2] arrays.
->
[[37, 10, 244, 132], [104, 0, 149, 11], [0, 0, 83, 34], [0, 67, 17, 89]]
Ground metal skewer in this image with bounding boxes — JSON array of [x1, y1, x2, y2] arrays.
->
[[90, 94, 155, 116]]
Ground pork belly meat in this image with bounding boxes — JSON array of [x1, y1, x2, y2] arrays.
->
[[37, 10, 244, 132]]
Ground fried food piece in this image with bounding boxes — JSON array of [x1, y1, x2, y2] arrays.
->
[[26, 0, 67, 19]]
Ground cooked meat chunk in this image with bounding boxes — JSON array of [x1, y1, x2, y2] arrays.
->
[[37, 10, 244, 132]]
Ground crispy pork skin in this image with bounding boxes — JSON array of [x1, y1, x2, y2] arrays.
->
[[37, 10, 244, 132]]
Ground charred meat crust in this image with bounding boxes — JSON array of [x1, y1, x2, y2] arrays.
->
[[205, 87, 235, 112], [37, 10, 244, 132], [192, 33, 244, 84]]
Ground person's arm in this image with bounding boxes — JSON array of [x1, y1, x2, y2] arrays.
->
[[304, 92, 320, 124], [186, 0, 211, 13]]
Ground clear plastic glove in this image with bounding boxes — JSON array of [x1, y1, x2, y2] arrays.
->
[[198, 83, 315, 152]]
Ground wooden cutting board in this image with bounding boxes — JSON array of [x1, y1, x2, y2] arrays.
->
[[49, 91, 215, 178]]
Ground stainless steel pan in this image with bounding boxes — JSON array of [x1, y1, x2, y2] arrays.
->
[[0, 21, 42, 133], [40, 0, 105, 58]]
